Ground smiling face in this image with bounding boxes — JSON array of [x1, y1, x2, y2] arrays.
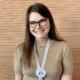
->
[[29, 12, 50, 40]]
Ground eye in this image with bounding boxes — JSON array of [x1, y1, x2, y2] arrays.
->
[[40, 19, 47, 22], [29, 21, 36, 25], [39, 19, 47, 26]]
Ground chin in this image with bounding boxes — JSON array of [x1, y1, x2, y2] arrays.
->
[[35, 36, 48, 39], [36, 37, 44, 39]]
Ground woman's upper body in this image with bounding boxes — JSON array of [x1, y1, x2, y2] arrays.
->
[[14, 39, 73, 80], [14, 3, 73, 80]]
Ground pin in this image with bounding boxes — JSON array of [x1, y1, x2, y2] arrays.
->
[[36, 68, 46, 78]]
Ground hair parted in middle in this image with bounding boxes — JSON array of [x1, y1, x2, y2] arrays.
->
[[20, 3, 64, 68]]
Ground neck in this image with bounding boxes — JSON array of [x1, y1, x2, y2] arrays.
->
[[35, 37, 49, 40], [35, 38, 50, 47]]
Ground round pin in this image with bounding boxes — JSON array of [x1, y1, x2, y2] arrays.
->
[[36, 68, 46, 78]]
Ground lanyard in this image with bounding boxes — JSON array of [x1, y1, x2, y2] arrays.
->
[[34, 39, 50, 80]]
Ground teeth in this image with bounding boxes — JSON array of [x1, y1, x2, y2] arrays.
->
[[35, 30, 44, 33], [35, 30, 44, 31]]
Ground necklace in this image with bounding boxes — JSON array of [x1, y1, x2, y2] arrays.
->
[[34, 39, 50, 80]]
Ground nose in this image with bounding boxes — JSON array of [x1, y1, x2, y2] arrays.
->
[[36, 23, 41, 29]]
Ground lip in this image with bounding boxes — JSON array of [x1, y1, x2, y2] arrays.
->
[[34, 30, 44, 33]]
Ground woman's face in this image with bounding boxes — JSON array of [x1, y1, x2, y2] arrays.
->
[[29, 12, 50, 39]]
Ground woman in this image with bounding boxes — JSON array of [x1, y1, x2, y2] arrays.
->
[[14, 3, 73, 80]]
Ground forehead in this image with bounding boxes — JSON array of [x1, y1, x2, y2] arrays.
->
[[29, 12, 45, 21]]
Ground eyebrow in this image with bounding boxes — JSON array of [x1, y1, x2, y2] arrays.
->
[[29, 18, 46, 22]]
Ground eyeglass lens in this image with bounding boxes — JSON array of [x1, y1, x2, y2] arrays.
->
[[29, 19, 47, 28]]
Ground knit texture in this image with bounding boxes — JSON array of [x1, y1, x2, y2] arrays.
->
[[14, 39, 73, 80]]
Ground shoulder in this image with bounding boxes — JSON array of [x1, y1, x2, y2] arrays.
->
[[50, 39, 71, 53], [50, 39, 68, 48], [15, 43, 23, 57], [16, 43, 23, 52]]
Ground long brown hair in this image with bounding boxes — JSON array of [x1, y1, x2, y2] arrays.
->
[[20, 3, 64, 68]]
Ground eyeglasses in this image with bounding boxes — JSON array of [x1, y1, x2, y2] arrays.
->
[[29, 18, 47, 28]]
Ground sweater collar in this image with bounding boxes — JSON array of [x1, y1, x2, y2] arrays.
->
[[35, 38, 48, 46]]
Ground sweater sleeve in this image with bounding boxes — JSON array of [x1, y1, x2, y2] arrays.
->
[[14, 46, 22, 75], [62, 42, 73, 75]]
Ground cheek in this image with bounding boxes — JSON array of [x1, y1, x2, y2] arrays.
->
[[29, 27, 32, 31], [29, 28, 34, 33], [47, 20, 50, 29], [47, 23, 50, 31]]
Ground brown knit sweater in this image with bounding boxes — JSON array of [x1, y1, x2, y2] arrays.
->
[[14, 39, 73, 80]]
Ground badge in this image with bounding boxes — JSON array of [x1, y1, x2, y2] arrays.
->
[[36, 68, 46, 78]]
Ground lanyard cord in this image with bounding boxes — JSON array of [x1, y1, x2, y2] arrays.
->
[[34, 39, 50, 69]]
